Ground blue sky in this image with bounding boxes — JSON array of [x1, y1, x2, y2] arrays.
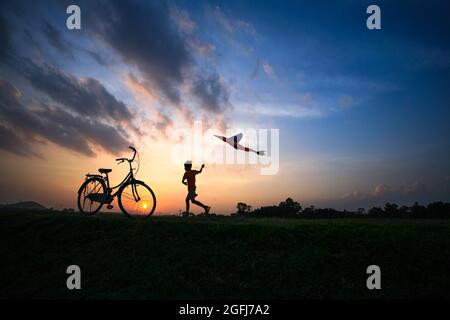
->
[[180, 0, 450, 204], [0, 0, 449, 210]]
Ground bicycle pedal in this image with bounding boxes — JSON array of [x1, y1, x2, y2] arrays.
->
[[107, 205, 114, 210]]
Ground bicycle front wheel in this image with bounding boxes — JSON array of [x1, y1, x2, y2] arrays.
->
[[118, 180, 156, 219]]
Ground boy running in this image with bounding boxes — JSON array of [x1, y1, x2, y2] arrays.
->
[[182, 161, 210, 216]]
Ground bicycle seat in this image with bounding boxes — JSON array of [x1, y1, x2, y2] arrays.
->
[[98, 168, 112, 174]]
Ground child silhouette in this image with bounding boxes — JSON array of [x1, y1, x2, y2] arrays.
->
[[182, 161, 210, 216]]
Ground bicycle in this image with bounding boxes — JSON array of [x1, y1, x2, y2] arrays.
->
[[77, 146, 156, 219]]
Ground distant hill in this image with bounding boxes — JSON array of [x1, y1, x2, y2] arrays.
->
[[0, 201, 47, 211]]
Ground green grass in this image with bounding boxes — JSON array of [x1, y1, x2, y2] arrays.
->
[[1, 211, 450, 299]]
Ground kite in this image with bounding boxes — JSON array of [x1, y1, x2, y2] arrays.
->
[[214, 133, 265, 155]]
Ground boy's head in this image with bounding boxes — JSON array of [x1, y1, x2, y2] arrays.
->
[[184, 160, 192, 171]]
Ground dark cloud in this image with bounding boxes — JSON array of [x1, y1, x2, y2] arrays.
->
[[42, 20, 72, 55], [0, 15, 11, 59], [83, 0, 231, 114], [339, 180, 443, 210], [34, 105, 129, 156], [84, 0, 191, 105], [0, 124, 35, 156], [42, 19, 108, 66], [154, 111, 173, 136], [84, 48, 108, 66], [0, 7, 127, 124], [0, 8, 137, 157], [192, 73, 230, 113], [17, 60, 133, 124], [0, 79, 129, 157], [1, 0, 231, 159]]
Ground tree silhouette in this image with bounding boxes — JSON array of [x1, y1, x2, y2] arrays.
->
[[236, 202, 252, 215], [278, 198, 302, 216], [232, 199, 450, 219], [384, 202, 399, 214]]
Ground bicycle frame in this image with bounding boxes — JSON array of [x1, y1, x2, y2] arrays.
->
[[85, 149, 140, 203], [111, 161, 138, 199]]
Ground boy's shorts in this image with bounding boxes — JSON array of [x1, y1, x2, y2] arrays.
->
[[186, 188, 197, 200]]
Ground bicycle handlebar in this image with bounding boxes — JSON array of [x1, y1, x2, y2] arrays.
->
[[116, 146, 137, 164], [129, 146, 137, 161]]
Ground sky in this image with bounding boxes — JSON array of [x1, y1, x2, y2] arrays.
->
[[0, 0, 449, 213]]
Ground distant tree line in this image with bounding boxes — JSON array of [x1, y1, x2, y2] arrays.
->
[[233, 198, 450, 219]]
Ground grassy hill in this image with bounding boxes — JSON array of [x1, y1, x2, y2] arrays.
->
[[1, 210, 450, 299], [0, 201, 47, 210]]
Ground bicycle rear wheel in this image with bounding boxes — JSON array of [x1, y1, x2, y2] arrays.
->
[[77, 177, 106, 215], [118, 180, 156, 219]]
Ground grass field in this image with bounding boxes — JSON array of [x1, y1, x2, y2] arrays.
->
[[1, 210, 450, 299]]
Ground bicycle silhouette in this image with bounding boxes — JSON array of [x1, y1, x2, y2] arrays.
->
[[77, 146, 156, 219]]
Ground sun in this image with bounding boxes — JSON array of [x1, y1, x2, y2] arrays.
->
[[142, 203, 148, 210]]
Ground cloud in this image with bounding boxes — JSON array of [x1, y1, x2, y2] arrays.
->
[[42, 19, 109, 66], [154, 111, 173, 135], [188, 39, 216, 58], [192, 72, 230, 113], [342, 182, 429, 202], [210, 6, 256, 35], [372, 182, 427, 198], [82, 0, 230, 117], [372, 183, 391, 197], [0, 124, 37, 156], [84, 0, 191, 105], [341, 190, 367, 201], [0, 15, 11, 58], [124, 72, 182, 139], [0, 79, 129, 157], [124, 72, 157, 103], [0, 10, 138, 157], [238, 102, 323, 119], [338, 180, 438, 210], [83, 48, 109, 66], [170, 6, 197, 34], [17, 60, 134, 125], [206, 6, 256, 56], [2, 0, 232, 151], [42, 20, 72, 55], [170, 5, 215, 59], [250, 59, 276, 80]]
